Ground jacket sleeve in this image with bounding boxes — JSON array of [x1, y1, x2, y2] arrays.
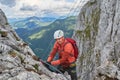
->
[[48, 42, 58, 60]]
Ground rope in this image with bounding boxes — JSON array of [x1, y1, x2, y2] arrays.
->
[[39, 59, 69, 80], [45, 39, 54, 57]]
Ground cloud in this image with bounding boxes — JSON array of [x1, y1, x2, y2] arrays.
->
[[0, 0, 89, 18], [65, 0, 74, 3], [0, 0, 16, 7], [20, 5, 38, 11]]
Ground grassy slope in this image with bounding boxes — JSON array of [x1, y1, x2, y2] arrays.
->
[[16, 16, 76, 60]]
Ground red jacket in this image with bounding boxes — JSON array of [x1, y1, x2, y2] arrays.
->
[[48, 39, 75, 67]]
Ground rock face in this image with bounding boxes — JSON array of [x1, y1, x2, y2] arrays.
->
[[73, 0, 120, 80], [0, 9, 68, 80]]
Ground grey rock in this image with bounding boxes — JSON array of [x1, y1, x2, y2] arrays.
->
[[73, 0, 120, 80], [0, 9, 68, 80]]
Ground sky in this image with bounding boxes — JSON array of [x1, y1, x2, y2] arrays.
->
[[0, 0, 88, 19]]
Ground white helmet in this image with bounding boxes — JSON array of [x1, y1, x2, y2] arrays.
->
[[54, 30, 64, 39]]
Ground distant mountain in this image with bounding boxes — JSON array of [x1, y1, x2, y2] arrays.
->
[[9, 16, 56, 29], [8, 18, 24, 23], [15, 16, 76, 60], [25, 16, 56, 22]]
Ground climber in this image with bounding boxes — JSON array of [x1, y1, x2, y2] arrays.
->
[[47, 30, 77, 80]]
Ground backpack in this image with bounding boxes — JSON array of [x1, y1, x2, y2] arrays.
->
[[64, 38, 79, 60]]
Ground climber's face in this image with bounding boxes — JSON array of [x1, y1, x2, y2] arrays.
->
[[56, 37, 64, 44]]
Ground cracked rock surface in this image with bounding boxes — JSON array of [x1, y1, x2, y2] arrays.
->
[[0, 9, 68, 80]]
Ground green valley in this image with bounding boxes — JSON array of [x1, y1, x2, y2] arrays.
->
[[13, 16, 76, 60]]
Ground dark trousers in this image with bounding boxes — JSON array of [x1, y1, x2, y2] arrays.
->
[[57, 65, 77, 80]]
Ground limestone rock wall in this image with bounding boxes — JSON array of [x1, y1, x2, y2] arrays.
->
[[73, 0, 120, 80], [0, 9, 68, 80]]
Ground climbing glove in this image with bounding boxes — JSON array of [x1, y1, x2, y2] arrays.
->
[[51, 60, 60, 66], [47, 56, 53, 62]]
